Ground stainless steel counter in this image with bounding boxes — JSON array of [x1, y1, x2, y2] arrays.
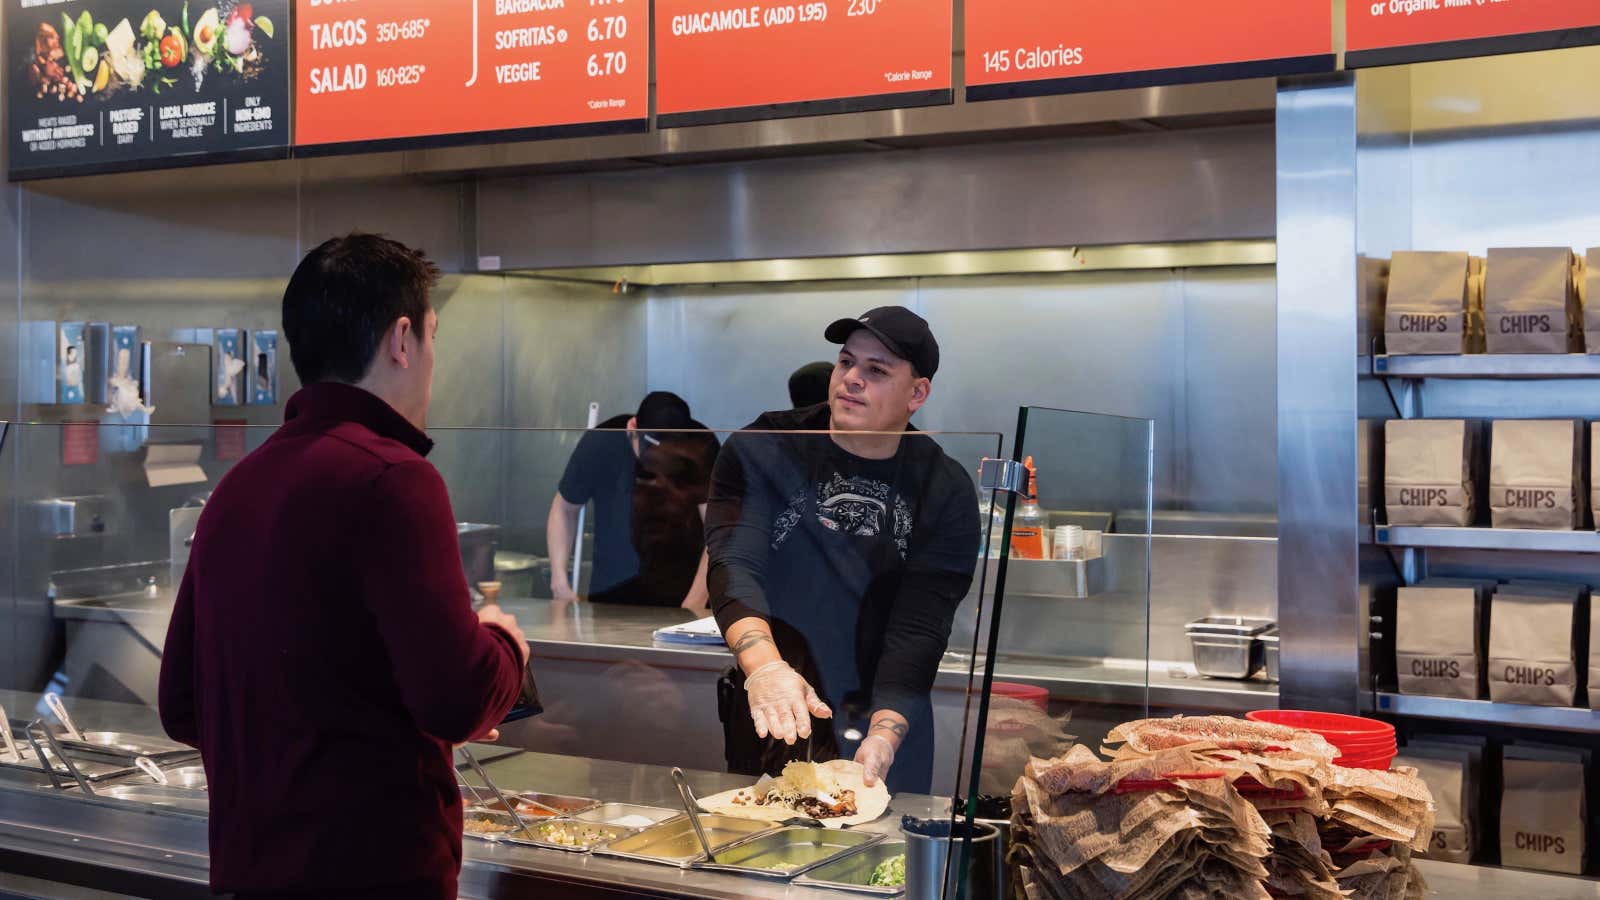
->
[[4, 689, 1596, 898], [0, 686, 937, 900]]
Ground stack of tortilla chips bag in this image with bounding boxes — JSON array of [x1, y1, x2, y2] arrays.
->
[[1010, 716, 1435, 900]]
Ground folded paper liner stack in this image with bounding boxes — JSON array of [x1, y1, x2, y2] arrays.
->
[[1010, 716, 1435, 900]]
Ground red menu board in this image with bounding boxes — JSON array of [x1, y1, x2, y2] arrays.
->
[[656, 0, 952, 127], [1347, 0, 1600, 68], [295, 0, 648, 150], [966, 0, 1333, 101]]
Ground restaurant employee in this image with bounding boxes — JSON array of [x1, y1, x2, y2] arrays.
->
[[547, 392, 719, 607], [159, 234, 528, 900], [707, 307, 980, 794]]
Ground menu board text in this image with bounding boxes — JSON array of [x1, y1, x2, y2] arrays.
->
[[1347, 0, 1600, 66], [655, 0, 951, 126], [966, 0, 1332, 99], [294, 0, 647, 148]]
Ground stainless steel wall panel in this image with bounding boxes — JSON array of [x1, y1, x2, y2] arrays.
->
[[498, 277, 648, 554], [1408, 128, 1600, 252], [647, 266, 1279, 521], [1276, 78, 1361, 713], [478, 126, 1277, 270], [645, 279, 915, 429], [1179, 268, 1278, 514]]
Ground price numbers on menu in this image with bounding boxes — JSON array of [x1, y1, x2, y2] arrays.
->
[[587, 15, 627, 40], [376, 18, 431, 43], [584, 0, 627, 77], [587, 51, 627, 76], [847, 0, 882, 16]]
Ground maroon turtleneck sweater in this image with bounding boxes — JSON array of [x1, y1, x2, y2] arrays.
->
[[158, 382, 524, 899]]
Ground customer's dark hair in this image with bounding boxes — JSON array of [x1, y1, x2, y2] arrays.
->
[[282, 233, 441, 384]]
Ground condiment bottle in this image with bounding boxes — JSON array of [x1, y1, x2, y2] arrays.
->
[[1010, 457, 1048, 560]]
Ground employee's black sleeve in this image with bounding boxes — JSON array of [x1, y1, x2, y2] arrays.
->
[[557, 430, 602, 505], [706, 434, 779, 631], [871, 465, 981, 718]]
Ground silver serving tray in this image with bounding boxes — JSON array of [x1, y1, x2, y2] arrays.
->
[[126, 765, 207, 790], [88, 784, 209, 812], [693, 826, 882, 880], [570, 802, 679, 829], [794, 840, 907, 895], [461, 809, 631, 852], [593, 814, 774, 868], [0, 745, 135, 782], [57, 731, 195, 762], [509, 792, 599, 816]]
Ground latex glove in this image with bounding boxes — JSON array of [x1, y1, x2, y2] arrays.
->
[[744, 660, 831, 745], [854, 734, 896, 788]]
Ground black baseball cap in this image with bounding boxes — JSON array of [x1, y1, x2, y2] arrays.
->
[[635, 391, 694, 434], [788, 361, 834, 408], [824, 306, 940, 379]]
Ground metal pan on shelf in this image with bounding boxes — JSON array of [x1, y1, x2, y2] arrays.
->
[[593, 814, 774, 868], [692, 826, 883, 880], [794, 840, 907, 895]]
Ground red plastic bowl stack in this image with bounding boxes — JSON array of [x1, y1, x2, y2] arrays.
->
[[1245, 709, 1397, 770]]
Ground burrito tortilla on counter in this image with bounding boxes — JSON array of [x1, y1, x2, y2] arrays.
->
[[698, 760, 891, 829]]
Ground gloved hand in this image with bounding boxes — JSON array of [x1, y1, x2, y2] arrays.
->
[[744, 660, 832, 745], [854, 734, 896, 787]]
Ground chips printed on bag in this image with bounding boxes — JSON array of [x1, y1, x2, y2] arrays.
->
[[1386, 252, 1476, 355], [1385, 419, 1480, 527], [1487, 585, 1584, 707], [1484, 248, 1580, 354], [1500, 755, 1587, 875], [1395, 586, 1483, 700], [1489, 419, 1583, 530]]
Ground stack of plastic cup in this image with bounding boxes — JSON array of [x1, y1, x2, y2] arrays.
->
[[1051, 525, 1086, 561], [1246, 709, 1397, 770]]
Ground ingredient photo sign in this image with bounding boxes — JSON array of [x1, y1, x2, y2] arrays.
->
[[7, 0, 290, 178]]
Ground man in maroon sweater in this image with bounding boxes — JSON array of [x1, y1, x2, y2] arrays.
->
[[159, 234, 528, 900]]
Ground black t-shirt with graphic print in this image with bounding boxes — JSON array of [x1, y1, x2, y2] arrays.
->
[[707, 403, 980, 786]]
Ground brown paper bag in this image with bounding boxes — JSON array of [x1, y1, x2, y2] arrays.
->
[[1358, 420, 1383, 523], [1487, 587, 1581, 707], [1484, 248, 1579, 354], [1359, 256, 1390, 355], [1592, 422, 1599, 532], [1384, 419, 1479, 526], [1385, 252, 1475, 355], [1500, 757, 1587, 875], [1396, 587, 1481, 699], [1394, 754, 1470, 863], [1489, 420, 1582, 530], [1585, 249, 1599, 354], [1590, 597, 1600, 709]]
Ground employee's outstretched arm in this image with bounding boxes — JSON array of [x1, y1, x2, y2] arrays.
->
[[546, 492, 581, 600]]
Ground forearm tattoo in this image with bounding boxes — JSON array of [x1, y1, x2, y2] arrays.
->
[[869, 720, 908, 740], [730, 631, 774, 655]]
